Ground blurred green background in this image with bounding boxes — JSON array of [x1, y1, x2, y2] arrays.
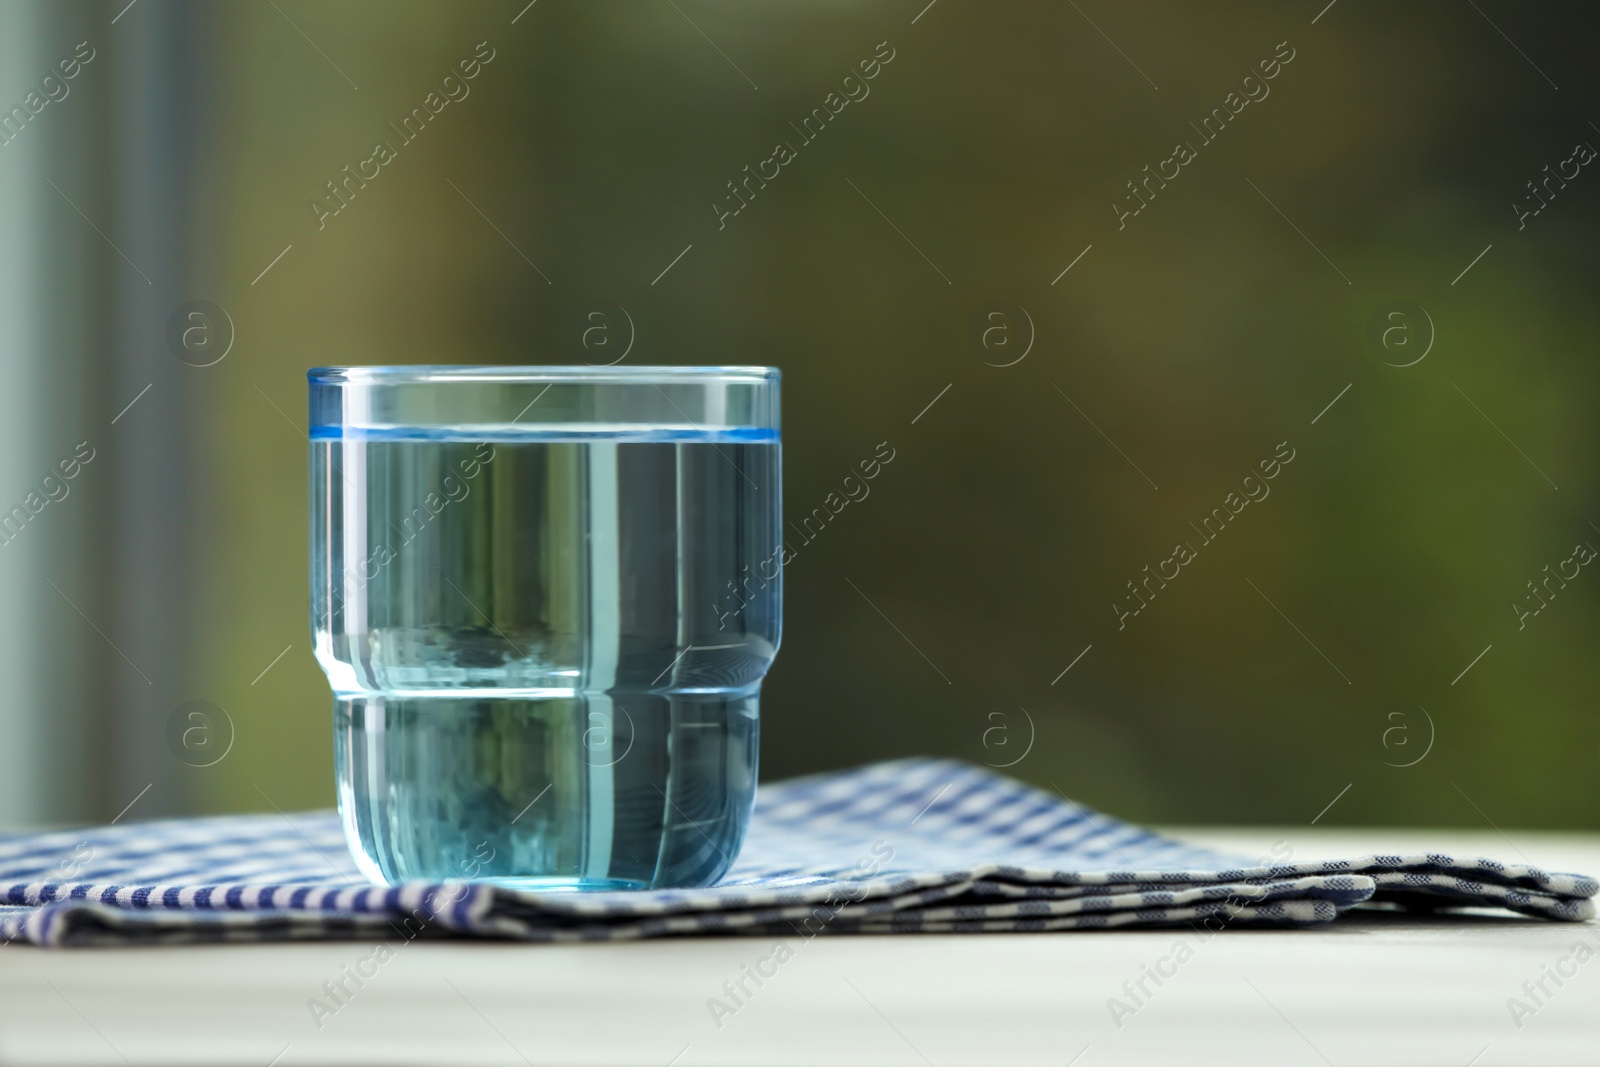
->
[[3, 0, 1596, 830]]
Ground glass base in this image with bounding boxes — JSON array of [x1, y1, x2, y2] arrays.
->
[[334, 691, 758, 890], [477, 876, 648, 892]]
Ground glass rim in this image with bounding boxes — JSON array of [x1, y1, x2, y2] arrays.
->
[[308, 365, 779, 386]]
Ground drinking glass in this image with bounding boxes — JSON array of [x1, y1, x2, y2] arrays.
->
[[309, 366, 781, 889]]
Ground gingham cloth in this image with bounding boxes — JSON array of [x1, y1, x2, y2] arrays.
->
[[2, 759, 1593, 946]]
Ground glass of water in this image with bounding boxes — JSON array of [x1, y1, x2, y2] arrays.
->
[[309, 366, 781, 890]]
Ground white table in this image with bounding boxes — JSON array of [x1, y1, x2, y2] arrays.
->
[[2, 827, 1597, 1066]]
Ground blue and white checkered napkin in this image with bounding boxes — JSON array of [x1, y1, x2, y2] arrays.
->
[[2, 759, 1594, 946]]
